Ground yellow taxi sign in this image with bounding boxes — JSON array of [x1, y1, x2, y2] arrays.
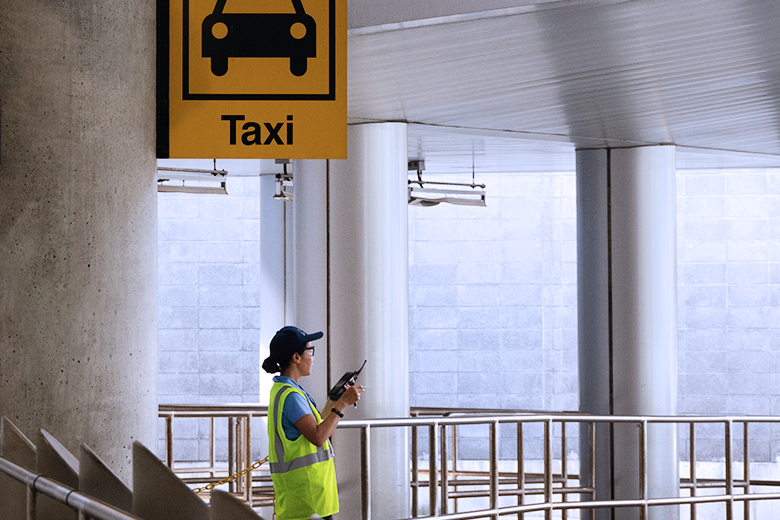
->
[[158, 0, 346, 159]]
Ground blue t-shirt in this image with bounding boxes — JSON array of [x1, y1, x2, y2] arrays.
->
[[273, 376, 319, 441]]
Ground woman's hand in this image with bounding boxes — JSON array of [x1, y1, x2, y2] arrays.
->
[[336, 384, 364, 409], [296, 385, 365, 447]]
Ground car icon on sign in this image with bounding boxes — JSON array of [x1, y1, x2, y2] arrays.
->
[[202, 0, 316, 77]]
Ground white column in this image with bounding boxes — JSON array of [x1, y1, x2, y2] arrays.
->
[[576, 149, 613, 515], [258, 174, 287, 391], [292, 159, 330, 399], [329, 123, 410, 519], [577, 146, 679, 520], [257, 172, 288, 520]]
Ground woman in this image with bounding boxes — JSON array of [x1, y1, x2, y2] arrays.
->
[[262, 326, 363, 520]]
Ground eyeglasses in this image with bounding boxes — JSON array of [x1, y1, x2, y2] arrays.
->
[[302, 346, 315, 357]]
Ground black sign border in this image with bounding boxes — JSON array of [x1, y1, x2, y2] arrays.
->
[[182, 0, 337, 101], [158, 0, 171, 157]]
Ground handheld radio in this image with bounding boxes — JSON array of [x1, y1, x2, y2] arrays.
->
[[328, 359, 367, 402]]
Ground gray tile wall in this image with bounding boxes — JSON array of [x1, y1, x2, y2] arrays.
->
[[158, 176, 263, 461], [408, 173, 578, 414], [158, 176, 262, 406], [409, 169, 780, 461], [677, 170, 780, 461]]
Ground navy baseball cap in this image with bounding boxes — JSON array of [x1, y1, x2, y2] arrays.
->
[[269, 326, 323, 362]]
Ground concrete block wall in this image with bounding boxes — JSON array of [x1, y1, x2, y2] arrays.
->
[[409, 172, 578, 460], [157, 163, 266, 462], [677, 169, 780, 461], [410, 168, 780, 462], [158, 175, 261, 406], [408, 172, 578, 416]]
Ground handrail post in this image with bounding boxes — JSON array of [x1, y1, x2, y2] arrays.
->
[[27, 486, 37, 520], [429, 423, 439, 517], [743, 421, 750, 520], [589, 420, 596, 507], [441, 423, 449, 515], [452, 423, 459, 476], [228, 416, 234, 493], [165, 414, 174, 469], [561, 420, 568, 520], [412, 421, 419, 517], [726, 420, 733, 520], [517, 421, 525, 520], [640, 419, 648, 520], [489, 421, 499, 520], [544, 419, 553, 520], [361, 426, 371, 520], [244, 413, 252, 505], [452, 423, 459, 514], [690, 421, 697, 520], [236, 416, 244, 494]]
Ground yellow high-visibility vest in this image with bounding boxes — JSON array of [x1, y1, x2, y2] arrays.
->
[[268, 382, 339, 520]]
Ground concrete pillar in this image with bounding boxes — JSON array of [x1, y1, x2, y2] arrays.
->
[[0, 0, 157, 484], [577, 146, 679, 520]]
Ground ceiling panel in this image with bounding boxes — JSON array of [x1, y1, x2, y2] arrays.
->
[[348, 0, 780, 171]]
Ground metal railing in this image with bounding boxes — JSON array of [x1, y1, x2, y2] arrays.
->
[[158, 405, 780, 519], [158, 403, 271, 507], [0, 456, 141, 520]]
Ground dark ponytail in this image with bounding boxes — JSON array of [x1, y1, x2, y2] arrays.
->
[[262, 356, 282, 374]]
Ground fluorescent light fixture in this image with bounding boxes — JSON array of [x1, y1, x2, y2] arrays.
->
[[408, 185, 486, 206], [273, 159, 293, 201], [407, 159, 487, 207], [156, 163, 228, 195]]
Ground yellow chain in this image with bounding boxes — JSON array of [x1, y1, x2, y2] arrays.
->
[[193, 455, 270, 494]]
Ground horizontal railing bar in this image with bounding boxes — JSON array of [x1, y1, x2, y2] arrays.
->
[[558, 492, 780, 510], [339, 414, 780, 428], [159, 407, 780, 424], [448, 487, 594, 499], [397, 491, 780, 520], [411, 407, 578, 416], [413, 472, 570, 482], [159, 404, 268, 412], [417, 469, 576, 479], [412, 479, 572, 489], [413, 487, 593, 499], [0, 457, 141, 520], [158, 411, 267, 418], [680, 481, 750, 489], [739, 479, 780, 487]]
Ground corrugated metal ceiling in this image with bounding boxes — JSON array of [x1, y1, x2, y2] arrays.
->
[[347, 0, 780, 171]]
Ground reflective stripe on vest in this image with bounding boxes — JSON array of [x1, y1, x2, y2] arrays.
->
[[269, 385, 334, 475]]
